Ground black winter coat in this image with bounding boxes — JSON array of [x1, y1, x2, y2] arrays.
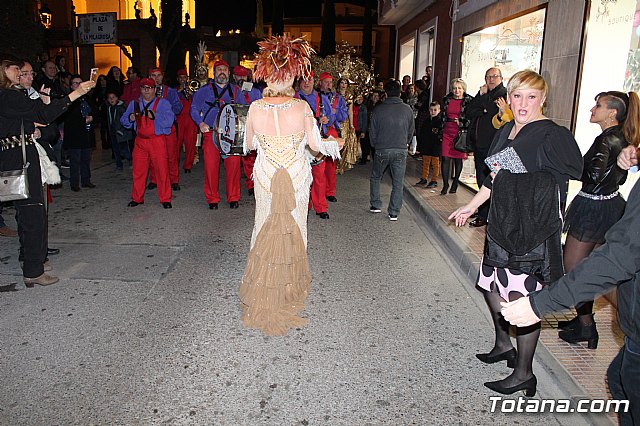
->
[[63, 98, 95, 149]]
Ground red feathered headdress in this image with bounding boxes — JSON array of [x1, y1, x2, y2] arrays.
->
[[253, 35, 315, 83]]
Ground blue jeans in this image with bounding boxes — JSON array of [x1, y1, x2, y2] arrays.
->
[[69, 148, 92, 187], [369, 148, 407, 215], [607, 336, 640, 425]]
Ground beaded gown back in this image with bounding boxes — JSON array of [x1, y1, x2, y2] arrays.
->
[[239, 98, 340, 336]]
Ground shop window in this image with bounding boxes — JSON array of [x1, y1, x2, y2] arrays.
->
[[399, 36, 415, 81], [460, 8, 545, 94]]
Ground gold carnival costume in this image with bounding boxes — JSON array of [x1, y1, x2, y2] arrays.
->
[[239, 37, 340, 336], [336, 97, 358, 174]]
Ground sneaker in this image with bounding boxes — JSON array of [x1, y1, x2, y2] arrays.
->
[[369, 206, 381, 213], [415, 178, 428, 186], [426, 181, 438, 188], [388, 214, 398, 221]]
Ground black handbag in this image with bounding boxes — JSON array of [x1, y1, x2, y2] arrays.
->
[[454, 129, 473, 153], [0, 122, 30, 202]]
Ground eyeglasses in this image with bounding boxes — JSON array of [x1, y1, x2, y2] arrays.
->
[[19, 71, 36, 77], [140, 86, 154, 90], [485, 74, 502, 79]]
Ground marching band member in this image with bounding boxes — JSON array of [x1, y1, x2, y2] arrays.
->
[[295, 72, 336, 219], [233, 65, 262, 195], [175, 69, 198, 174], [190, 59, 248, 209], [318, 72, 348, 203], [148, 67, 183, 191], [120, 77, 175, 209]]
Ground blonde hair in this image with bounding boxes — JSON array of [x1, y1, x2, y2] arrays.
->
[[450, 78, 466, 92], [507, 70, 548, 98]]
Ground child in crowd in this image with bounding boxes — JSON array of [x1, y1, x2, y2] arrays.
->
[[416, 101, 442, 188], [105, 91, 133, 170]]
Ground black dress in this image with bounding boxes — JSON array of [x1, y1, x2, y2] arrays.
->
[[563, 125, 628, 243], [477, 119, 583, 300]]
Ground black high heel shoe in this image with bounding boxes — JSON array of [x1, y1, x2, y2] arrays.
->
[[476, 348, 517, 368], [559, 320, 598, 349], [440, 184, 449, 195], [449, 180, 459, 193], [484, 375, 537, 397]]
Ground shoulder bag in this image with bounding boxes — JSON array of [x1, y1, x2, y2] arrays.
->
[[0, 122, 31, 202]]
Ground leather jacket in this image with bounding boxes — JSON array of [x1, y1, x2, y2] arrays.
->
[[580, 125, 628, 195]]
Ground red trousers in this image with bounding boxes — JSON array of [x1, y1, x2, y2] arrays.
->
[[309, 160, 328, 213], [202, 132, 241, 204], [324, 126, 339, 196], [132, 135, 171, 203], [242, 151, 256, 190], [150, 125, 179, 185], [178, 115, 197, 171]]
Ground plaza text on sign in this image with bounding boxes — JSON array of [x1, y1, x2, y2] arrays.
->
[[77, 13, 117, 45]]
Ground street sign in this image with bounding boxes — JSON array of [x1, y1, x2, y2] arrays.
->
[[77, 13, 117, 45]]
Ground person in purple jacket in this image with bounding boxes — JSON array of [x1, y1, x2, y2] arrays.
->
[[190, 59, 248, 209], [147, 67, 183, 191], [295, 72, 336, 219], [318, 72, 348, 203], [120, 77, 175, 208]]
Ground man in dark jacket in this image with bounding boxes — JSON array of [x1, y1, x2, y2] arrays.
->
[[466, 67, 507, 227], [501, 153, 640, 425], [369, 80, 415, 221]]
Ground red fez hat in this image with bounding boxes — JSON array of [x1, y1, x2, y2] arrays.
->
[[319, 72, 333, 81], [176, 69, 188, 76], [213, 59, 230, 69], [233, 65, 248, 76], [148, 67, 162, 75], [139, 77, 156, 87]]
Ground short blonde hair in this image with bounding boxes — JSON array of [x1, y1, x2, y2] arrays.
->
[[450, 78, 467, 92], [507, 70, 548, 98]]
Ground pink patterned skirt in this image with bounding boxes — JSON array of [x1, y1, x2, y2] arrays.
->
[[476, 260, 544, 301]]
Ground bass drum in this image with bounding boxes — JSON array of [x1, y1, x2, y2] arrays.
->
[[215, 103, 249, 156]]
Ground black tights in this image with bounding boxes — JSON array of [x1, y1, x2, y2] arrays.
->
[[484, 286, 540, 385], [441, 156, 462, 189], [563, 235, 601, 326]]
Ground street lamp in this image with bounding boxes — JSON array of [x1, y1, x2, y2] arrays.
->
[[39, 3, 53, 29]]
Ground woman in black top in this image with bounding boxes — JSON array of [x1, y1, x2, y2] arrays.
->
[[558, 90, 640, 348], [0, 60, 94, 287], [449, 70, 583, 397]]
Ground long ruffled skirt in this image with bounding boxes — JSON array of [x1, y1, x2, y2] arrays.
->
[[239, 168, 312, 336]]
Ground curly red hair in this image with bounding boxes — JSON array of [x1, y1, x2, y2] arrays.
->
[[253, 35, 314, 83]]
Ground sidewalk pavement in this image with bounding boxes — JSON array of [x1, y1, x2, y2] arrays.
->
[[402, 155, 623, 425]]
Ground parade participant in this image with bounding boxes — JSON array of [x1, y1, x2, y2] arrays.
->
[[121, 67, 141, 105], [239, 35, 341, 336], [175, 69, 198, 174], [147, 67, 182, 191], [233, 65, 262, 195], [190, 59, 248, 209], [318, 72, 347, 202], [120, 77, 175, 209], [295, 72, 335, 219]]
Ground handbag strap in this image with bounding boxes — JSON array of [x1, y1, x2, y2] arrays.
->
[[20, 121, 28, 168]]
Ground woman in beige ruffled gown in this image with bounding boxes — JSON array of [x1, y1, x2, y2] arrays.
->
[[336, 78, 359, 174], [239, 36, 341, 336]]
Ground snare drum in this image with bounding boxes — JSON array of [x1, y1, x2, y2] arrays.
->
[[215, 104, 249, 156]]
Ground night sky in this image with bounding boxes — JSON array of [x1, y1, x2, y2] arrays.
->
[[199, 0, 324, 32]]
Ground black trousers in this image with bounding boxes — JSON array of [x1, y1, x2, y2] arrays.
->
[[361, 132, 374, 161], [0, 144, 46, 278], [474, 149, 491, 220], [441, 156, 463, 188]]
